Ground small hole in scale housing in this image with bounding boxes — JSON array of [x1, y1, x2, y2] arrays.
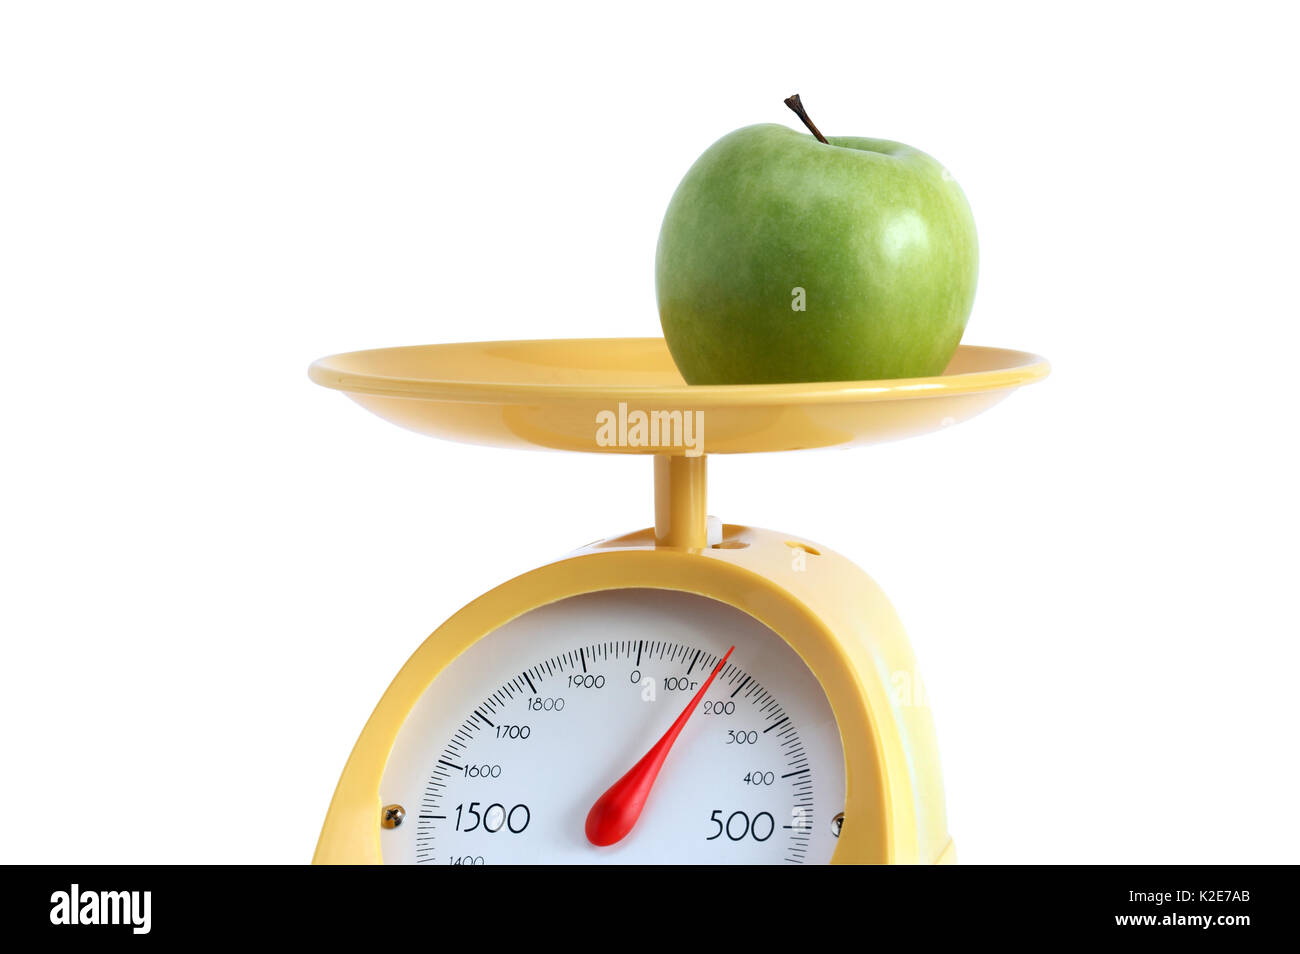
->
[[784, 541, 821, 556], [711, 541, 749, 549]]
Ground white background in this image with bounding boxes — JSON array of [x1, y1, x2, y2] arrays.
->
[[2, 1, 1297, 864]]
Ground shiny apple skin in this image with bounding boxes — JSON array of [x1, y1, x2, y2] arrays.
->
[[656, 124, 978, 384]]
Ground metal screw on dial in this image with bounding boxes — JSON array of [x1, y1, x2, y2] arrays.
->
[[831, 812, 844, 838], [381, 804, 406, 829]]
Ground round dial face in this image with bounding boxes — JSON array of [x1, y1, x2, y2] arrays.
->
[[379, 589, 846, 864]]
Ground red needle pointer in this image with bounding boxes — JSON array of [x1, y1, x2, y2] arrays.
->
[[585, 646, 735, 847]]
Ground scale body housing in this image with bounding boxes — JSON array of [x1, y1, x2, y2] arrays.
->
[[309, 338, 1048, 864]]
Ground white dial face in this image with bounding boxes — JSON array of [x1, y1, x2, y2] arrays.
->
[[380, 589, 846, 864]]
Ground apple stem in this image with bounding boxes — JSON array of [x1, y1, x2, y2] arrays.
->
[[784, 94, 829, 144]]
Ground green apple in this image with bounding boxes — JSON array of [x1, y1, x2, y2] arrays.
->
[[656, 99, 978, 384]]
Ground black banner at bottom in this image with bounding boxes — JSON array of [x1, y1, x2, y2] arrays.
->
[[2, 864, 1284, 941]]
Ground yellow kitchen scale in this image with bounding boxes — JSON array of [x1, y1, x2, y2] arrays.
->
[[308, 337, 1048, 864]]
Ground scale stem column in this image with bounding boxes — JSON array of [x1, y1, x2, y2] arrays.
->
[[654, 454, 707, 548]]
